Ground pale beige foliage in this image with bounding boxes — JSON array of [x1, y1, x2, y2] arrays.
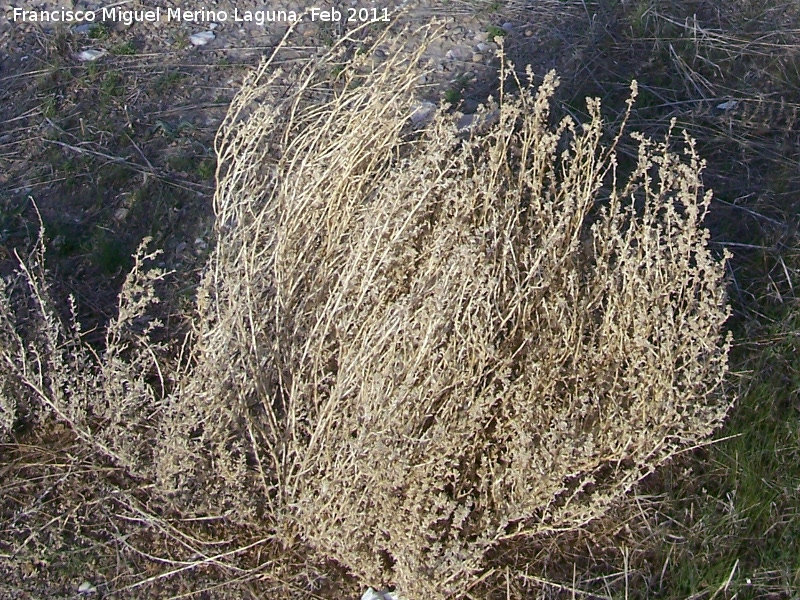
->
[[0, 235, 168, 471], [0, 29, 733, 598], [150, 31, 732, 596]]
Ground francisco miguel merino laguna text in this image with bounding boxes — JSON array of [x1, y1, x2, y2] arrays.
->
[[10, 6, 391, 25]]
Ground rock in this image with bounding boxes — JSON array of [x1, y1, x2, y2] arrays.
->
[[410, 101, 437, 127], [716, 100, 739, 111], [361, 589, 400, 600], [472, 53, 483, 63], [189, 31, 216, 46], [461, 98, 480, 113], [77, 581, 97, 594], [457, 113, 475, 131], [445, 46, 470, 61], [75, 49, 106, 61], [457, 108, 500, 134]]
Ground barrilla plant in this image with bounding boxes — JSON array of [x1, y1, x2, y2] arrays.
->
[[0, 26, 733, 598]]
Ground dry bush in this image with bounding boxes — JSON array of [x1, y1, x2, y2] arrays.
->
[[0, 233, 168, 470], [153, 30, 733, 596], [1, 28, 733, 598]]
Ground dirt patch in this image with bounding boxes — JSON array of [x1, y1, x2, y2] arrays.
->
[[1, 0, 582, 336]]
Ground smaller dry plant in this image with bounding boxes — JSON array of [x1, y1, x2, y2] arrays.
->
[[0, 27, 733, 599]]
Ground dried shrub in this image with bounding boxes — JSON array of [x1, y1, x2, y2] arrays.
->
[[151, 31, 733, 596], [0, 234, 168, 470], [0, 29, 733, 598]]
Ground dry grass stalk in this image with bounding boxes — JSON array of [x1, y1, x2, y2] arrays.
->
[[0, 27, 733, 598]]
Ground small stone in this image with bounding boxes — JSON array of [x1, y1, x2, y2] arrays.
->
[[410, 101, 437, 127], [472, 53, 483, 63], [716, 100, 739, 111], [75, 49, 105, 61], [473, 31, 488, 43], [445, 46, 470, 61], [457, 109, 500, 134], [189, 31, 215, 46], [361, 589, 400, 600], [456, 113, 475, 131], [461, 98, 479, 113], [476, 42, 488, 52], [78, 581, 97, 594], [524, 29, 534, 37], [501, 22, 513, 33], [113, 208, 129, 222]]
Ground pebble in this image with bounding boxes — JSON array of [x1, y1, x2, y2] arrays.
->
[[445, 46, 471, 61], [457, 108, 500, 134], [75, 49, 106, 61], [716, 100, 739, 111], [410, 101, 437, 127], [472, 53, 483, 63], [361, 589, 399, 600], [461, 98, 480, 113], [189, 31, 216, 46], [77, 582, 97, 595]]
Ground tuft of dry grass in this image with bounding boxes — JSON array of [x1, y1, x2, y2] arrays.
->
[[1, 25, 734, 598]]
